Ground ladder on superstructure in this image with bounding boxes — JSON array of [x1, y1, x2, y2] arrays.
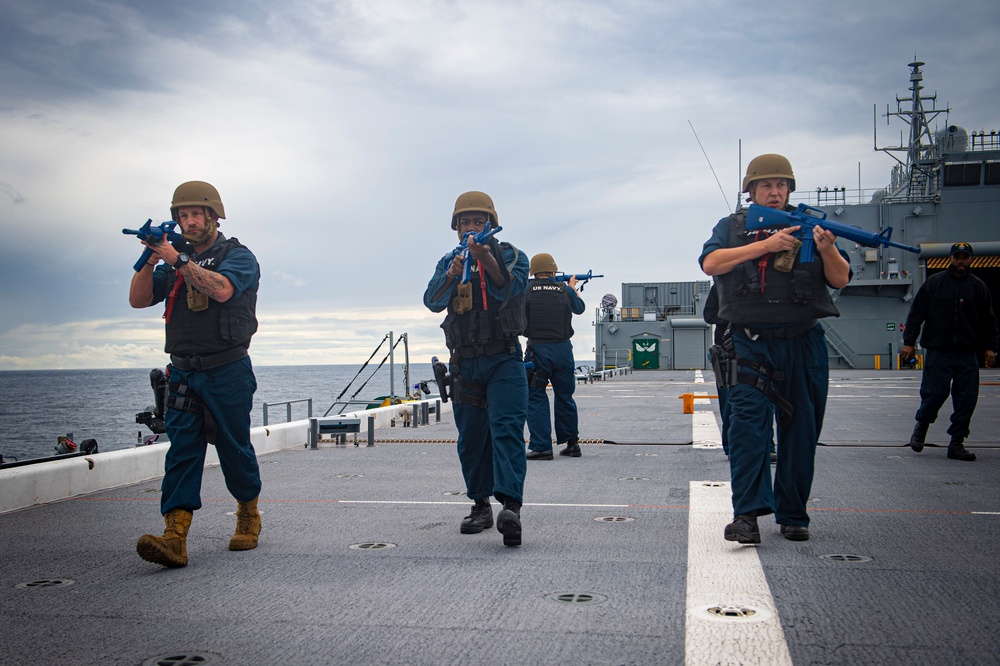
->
[[821, 321, 857, 368]]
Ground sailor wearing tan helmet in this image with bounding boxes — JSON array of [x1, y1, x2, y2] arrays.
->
[[129, 181, 263, 567], [700, 154, 851, 544], [423, 191, 530, 546]]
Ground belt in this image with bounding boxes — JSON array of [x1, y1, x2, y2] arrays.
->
[[454, 340, 517, 359], [170, 347, 248, 371], [740, 320, 817, 341]]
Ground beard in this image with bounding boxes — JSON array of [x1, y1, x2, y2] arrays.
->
[[183, 217, 218, 245]]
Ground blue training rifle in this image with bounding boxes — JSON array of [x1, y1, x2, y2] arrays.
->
[[746, 203, 920, 262], [444, 225, 503, 284], [122, 219, 187, 272], [553, 270, 604, 291]]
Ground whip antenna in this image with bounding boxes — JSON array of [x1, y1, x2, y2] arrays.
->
[[688, 120, 732, 213]]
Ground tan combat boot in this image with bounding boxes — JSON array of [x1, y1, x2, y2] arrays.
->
[[136, 509, 193, 567], [229, 496, 262, 551]]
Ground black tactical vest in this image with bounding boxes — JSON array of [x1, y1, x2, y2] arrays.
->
[[441, 240, 526, 357], [524, 279, 574, 342], [164, 236, 259, 354], [714, 210, 840, 325]]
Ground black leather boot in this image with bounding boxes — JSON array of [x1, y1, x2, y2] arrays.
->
[[947, 437, 976, 462], [724, 513, 760, 544], [460, 499, 494, 534], [909, 421, 929, 452], [496, 497, 522, 546], [560, 438, 582, 457]]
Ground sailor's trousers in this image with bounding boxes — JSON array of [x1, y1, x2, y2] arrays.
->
[[526, 339, 579, 451], [727, 324, 828, 527], [453, 349, 528, 504], [915, 348, 980, 439], [160, 356, 262, 514]]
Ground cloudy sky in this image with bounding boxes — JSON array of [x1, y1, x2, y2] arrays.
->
[[1, 0, 997, 370]]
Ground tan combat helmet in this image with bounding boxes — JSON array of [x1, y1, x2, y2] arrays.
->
[[171, 181, 227, 222], [451, 191, 498, 230], [530, 252, 558, 276], [742, 154, 796, 193]]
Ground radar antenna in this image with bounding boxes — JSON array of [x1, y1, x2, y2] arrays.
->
[[875, 61, 950, 199]]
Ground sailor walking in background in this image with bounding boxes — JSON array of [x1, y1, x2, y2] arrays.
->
[[523, 253, 587, 460], [423, 191, 530, 546], [128, 181, 263, 567], [700, 154, 851, 544], [901, 242, 998, 461]]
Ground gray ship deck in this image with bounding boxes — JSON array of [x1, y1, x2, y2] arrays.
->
[[2, 369, 999, 665]]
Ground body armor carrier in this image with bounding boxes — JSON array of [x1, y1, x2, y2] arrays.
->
[[524, 279, 574, 342], [164, 235, 259, 355], [714, 209, 839, 325], [441, 240, 525, 408], [441, 239, 525, 359]]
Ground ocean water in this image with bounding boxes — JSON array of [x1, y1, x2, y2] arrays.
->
[[0, 362, 436, 463]]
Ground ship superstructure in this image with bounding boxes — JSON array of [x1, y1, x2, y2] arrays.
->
[[594, 61, 1000, 371]]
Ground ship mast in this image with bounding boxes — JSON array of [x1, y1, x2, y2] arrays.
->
[[876, 61, 950, 200]]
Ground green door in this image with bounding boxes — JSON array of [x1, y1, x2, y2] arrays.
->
[[632, 338, 660, 369]]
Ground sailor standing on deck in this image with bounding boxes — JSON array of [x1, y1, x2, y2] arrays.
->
[[128, 181, 263, 567], [699, 154, 851, 544], [524, 253, 587, 460], [423, 191, 530, 546], [901, 242, 998, 461]]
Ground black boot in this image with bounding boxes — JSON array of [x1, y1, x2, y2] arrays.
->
[[909, 421, 929, 452], [724, 513, 760, 544], [496, 497, 522, 546], [559, 438, 582, 457], [460, 499, 494, 534], [947, 437, 976, 462]]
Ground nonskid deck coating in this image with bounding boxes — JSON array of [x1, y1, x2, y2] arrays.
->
[[2, 369, 998, 665]]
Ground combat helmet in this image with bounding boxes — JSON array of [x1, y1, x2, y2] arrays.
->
[[171, 181, 226, 221], [451, 191, 498, 230], [530, 253, 558, 275], [742, 154, 796, 193]]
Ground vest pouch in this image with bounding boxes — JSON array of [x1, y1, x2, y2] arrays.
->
[[474, 310, 494, 344], [441, 313, 461, 351], [773, 239, 801, 273], [497, 302, 526, 337], [186, 284, 210, 312], [452, 282, 473, 314], [219, 311, 253, 345], [790, 269, 813, 304]]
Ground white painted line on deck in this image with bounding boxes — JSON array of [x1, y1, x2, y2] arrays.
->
[[685, 480, 793, 665], [691, 390, 722, 449], [692, 410, 722, 449]]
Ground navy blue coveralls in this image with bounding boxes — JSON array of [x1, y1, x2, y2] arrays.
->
[[524, 278, 586, 452], [701, 213, 849, 527], [150, 234, 262, 514], [424, 241, 530, 505]]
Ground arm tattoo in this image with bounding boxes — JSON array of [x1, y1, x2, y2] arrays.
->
[[183, 263, 231, 301]]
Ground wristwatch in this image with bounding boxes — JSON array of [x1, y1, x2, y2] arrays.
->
[[173, 253, 190, 271]]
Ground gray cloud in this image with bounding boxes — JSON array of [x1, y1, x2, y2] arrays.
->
[[1, 0, 998, 369]]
